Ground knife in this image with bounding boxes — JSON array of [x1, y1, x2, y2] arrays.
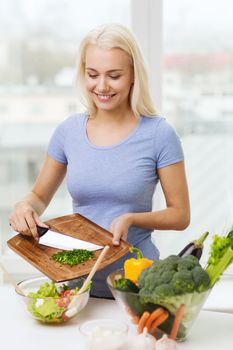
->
[[37, 225, 103, 251]]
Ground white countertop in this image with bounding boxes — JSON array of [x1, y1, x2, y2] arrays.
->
[[203, 274, 233, 313], [0, 281, 232, 350]]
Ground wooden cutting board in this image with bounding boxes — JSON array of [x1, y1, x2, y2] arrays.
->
[[7, 213, 131, 282]]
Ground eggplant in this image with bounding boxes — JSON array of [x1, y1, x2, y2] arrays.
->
[[178, 231, 209, 260]]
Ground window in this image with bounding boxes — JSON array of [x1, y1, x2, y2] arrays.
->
[[160, 0, 233, 265], [0, 0, 130, 276], [2, 0, 232, 280]]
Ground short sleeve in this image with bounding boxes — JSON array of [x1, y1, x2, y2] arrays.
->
[[47, 122, 68, 164], [154, 119, 184, 169]]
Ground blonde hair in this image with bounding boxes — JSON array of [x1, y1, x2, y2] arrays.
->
[[76, 23, 157, 117]]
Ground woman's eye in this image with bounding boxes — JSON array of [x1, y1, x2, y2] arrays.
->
[[88, 74, 98, 79], [109, 75, 120, 80]]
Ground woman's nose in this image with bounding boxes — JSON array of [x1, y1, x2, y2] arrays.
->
[[96, 76, 109, 92]]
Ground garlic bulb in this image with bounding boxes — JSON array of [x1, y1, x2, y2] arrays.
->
[[124, 327, 156, 350]]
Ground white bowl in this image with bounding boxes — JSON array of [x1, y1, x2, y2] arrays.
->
[[16, 275, 90, 324], [80, 318, 128, 350]]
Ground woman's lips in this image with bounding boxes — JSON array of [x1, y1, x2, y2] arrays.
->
[[94, 93, 116, 103]]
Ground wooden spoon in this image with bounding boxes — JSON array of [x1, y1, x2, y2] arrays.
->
[[65, 245, 110, 316]]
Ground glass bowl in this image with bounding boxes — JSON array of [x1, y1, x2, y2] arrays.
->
[[16, 275, 90, 324], [107, 269, 211, 341], [80, 318, 128, 350]]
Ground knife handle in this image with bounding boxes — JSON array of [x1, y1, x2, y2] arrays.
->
[[37, 225, 49, 237]]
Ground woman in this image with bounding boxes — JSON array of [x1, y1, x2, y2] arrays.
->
[[9, 23, 190, 298]]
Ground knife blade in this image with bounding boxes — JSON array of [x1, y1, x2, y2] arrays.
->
[[37, 225, 103, 251]]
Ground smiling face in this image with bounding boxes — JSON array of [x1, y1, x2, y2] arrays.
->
[[84, 45, 134, 114]]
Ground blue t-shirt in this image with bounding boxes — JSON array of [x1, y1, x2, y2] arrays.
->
[[47, 113, 184, 297]]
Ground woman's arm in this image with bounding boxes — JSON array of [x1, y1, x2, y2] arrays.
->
[[110, 161, 190, 245], [128, 161, 190, 230], [9, 155, 67, 239]]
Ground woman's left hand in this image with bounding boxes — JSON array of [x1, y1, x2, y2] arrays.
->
[[109, 214, 132, 246]]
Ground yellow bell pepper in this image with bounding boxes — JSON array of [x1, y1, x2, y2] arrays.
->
[[124, 247, 153, 283]]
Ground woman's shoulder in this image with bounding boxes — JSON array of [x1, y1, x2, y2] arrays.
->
[[141, 115, 164, 124], [141, 115, 181, 145], [55, 112, 86, 132], [60, 112, 86, 126], [141, 116, 183, 165], [141, 115, 173, 132]]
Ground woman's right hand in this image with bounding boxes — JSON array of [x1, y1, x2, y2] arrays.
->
[[9, 201, 48, 241], [9, 155, 66, 240]]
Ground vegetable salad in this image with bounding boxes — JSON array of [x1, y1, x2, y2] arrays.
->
[[27, 281, 88, 323]]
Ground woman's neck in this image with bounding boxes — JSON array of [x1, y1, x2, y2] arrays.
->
[[91, 106, 136, 125], [86, 106, 140, 147]]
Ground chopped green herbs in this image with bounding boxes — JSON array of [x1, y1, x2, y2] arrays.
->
[[52, 249, 94, 266]]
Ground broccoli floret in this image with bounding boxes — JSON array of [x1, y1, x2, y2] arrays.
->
[[160, 270, 175, 284], [143, 272, 163, 292], [177, 255, 199, 271], [152, 283, 175, 298], [139, 254, 211, 320], [192, 266, 211, 292], [148, 255, 179, 274], [158, 255, 180, 270], [171, 270, 195, 294], [139, 262, 177, 292], [161, 255, 181, 264], [138, 267, 151, 288]]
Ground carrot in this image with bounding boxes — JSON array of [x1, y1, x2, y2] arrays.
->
[[145, 307, 165, 331], [150, 310, 169, 333], [170, 304, 185, 340], [137, 311, 150, 334]]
